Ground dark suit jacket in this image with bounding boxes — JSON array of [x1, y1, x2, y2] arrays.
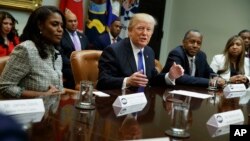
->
[[94, 32, 122, 50], [60, 31, 89, 88], [0, 113, 28, 140], [162, 45, 214, 87], [97, 38, 166, 90]]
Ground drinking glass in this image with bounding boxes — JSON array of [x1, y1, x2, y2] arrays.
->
[[208, 73, 219, 90], [75, 81, 95, 110], [165, 98, 190, 138]]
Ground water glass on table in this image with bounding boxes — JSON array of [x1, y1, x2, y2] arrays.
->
[[165, 97, 190, 138], [208, 73, 219, 90], [75, 80, 95, 110]]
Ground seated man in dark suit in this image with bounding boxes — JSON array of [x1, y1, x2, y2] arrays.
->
[[60, 10, 89, 89], [94, 17, 122, 50], [97, 13, 184, 90], [162, 29, 225, 87]]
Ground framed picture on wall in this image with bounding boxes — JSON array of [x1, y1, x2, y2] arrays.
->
[[0, 0, 42, 11]]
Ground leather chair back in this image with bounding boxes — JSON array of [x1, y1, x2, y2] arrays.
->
[[0, 56, 9, 75], [154, 59, 163, 73], [70, 50, 102, 89]]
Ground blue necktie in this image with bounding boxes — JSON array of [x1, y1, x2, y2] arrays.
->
[[138, 50, 144, 73], [137, 86, 145, 92], [137, 50, 145, 92]]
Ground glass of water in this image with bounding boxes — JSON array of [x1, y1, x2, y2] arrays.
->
[[75, 80, 95, 110], [165, 97, 190, 138], [208, 73, 219, 91]]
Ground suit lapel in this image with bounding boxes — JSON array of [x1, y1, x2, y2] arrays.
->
[[65, 32, 75, 50], [181, 46, 192, 74], [144, 47, 151, 77], [77, 32, 84, 50], [124, 39, 137, 73], [106, 34, 111, 46]]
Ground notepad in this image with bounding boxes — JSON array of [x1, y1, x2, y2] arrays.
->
[[93, 91, 110, 97], [169, 90, 213, 99]]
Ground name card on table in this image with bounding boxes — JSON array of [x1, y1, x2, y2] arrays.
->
[[207, 122, 244, 137], [223, 84, 246, 98], [11, 112, 45, 124], [224, 91, 246, 98], [113, 103, 146, 117], [206, 109, 244, 128], [0, 99, 45, 124], [207, 124, 230, 137], [0, 99, 45, 115], [112, 92, 147, 107], [223, 84, 246, 93]]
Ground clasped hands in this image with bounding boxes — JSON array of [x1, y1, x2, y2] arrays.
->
[[209, 75, 247, 88], [229, 74, 248, 84]]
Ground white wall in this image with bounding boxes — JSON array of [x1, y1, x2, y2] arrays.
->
[[160, 0, 250, 65]]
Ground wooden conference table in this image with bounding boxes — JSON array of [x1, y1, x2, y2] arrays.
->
[[22, 85, 250, 141]]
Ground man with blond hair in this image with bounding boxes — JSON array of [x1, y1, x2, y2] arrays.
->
[[97, 13, 184, 90]]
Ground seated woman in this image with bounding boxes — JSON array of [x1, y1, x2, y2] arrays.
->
[[0, 6, 65, 98], [210, 35, 250, 84], [0, 11, 19, 57]]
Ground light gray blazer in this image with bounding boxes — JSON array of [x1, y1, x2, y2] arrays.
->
[[0, 40, 63, 98]]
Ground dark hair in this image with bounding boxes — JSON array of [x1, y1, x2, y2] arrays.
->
[[238, 29, 250, 36], [20, 6, 65, 59], [183, 29, 202, 40], [111, 16, 121, 25], [0, 11, 19, 48]]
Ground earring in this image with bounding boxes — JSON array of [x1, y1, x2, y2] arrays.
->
[[40, 31, 42, 34]]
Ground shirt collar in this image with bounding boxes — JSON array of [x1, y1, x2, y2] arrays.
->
[[66, 29, 76, 35], [130, 39, 144, 53], [187, 55, 195, 61], [108, 32, 116, 40]]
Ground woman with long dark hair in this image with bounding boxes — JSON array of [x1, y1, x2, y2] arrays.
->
[[0, 11, 19, 57], [210, 35, 250, 84], [0, 6, 66, 98]]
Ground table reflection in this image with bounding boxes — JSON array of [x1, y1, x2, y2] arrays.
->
[[118, 113, 142, 140], [2, 85, 250, 141]]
